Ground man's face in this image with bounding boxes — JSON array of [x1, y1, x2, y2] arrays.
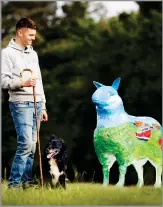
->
[[17, 28, 36, 46]]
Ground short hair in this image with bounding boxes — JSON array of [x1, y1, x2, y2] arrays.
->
[[16, 18, 37, 31]]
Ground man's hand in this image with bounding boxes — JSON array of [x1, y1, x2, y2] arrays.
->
[[41, 110, 48, 122], [21, 77, 37, 87]]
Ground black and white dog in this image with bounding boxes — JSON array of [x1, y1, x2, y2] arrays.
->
[[42, 135, 68, 189]]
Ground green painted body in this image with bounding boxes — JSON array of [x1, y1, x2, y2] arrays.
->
[[94, 123, 162, 167]]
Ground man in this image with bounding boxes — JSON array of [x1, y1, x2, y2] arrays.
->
[[1, 18, 48, 189]]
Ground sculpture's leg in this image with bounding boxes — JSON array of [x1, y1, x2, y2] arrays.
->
[[116, 165, 127, 187], [102, 164, 109, 186], [102, 154, 116, 187], [133, 162, 144, 187], [154, 165, 162, 188]]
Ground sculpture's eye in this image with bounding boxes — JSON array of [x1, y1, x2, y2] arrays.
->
[[110, 92, 114, 96]]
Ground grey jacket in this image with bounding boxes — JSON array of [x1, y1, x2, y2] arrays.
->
[[1, 39, 46, 109]]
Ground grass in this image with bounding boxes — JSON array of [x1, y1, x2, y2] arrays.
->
[[2, 182, 162, 206]]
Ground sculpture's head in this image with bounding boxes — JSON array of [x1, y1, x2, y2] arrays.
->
[[92, 78, 123, 109]]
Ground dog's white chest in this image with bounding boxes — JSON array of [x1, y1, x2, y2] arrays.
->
[[50, 163, 60, 176], [49, 159, 63, 185]]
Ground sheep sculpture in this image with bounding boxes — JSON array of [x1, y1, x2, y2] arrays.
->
[[92, 78, 162, 187]]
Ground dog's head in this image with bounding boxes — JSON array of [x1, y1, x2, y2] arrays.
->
[[45, 135, 67, 161]]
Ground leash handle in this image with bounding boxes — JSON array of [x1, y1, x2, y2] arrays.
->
[[20, 68, 33, 79]]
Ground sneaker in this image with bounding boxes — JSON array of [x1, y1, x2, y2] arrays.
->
[[8, 185, 20, 191], [22, 181, 39, 190]]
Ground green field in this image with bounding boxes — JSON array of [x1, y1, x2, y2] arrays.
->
[[2, 182, 162, 206]]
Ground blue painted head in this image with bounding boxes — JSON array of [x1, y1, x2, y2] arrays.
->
[[92, 78, 122, 109]]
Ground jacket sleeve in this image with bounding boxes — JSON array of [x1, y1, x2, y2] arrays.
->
[[36, 53, 46, 110], [1, 49, 21, 90]]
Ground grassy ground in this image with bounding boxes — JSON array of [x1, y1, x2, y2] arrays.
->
[[2, 182, 162, 206]]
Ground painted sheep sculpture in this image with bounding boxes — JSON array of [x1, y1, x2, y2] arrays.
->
[[92, 78, 162, 187]]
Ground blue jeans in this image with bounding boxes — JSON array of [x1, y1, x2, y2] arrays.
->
[[8, 101, 42, 188]]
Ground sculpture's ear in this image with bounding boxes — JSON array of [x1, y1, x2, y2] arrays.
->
[[93, 81, 105, 89], [112, 77, 121, 91]]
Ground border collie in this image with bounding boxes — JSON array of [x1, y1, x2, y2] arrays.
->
[[42, 135, 68, 189]]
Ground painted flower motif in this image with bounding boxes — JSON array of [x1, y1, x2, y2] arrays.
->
[[135, 121, 143, 127]]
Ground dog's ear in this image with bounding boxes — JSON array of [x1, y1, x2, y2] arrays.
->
[[61, 139, 66, 145], [61, 151, 68, 166], [61, 142, 67, 151]]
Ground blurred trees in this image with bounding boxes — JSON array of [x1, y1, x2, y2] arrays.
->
[[2, 1, 162, 184], [137, 1, 162, 17]]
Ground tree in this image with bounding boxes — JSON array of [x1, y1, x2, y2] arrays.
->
[[136, 1, 162, 17]]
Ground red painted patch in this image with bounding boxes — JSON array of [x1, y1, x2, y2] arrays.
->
[[158, 138, 163, 150], [136, 130, 151, 139]]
